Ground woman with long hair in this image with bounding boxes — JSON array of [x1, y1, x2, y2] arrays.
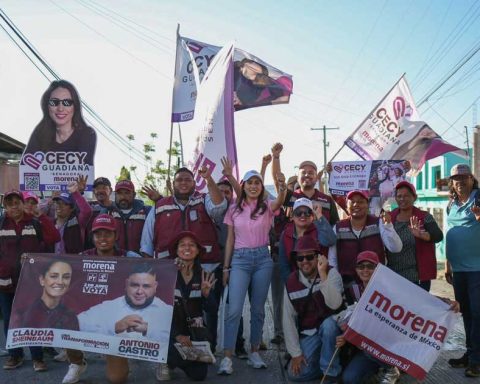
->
[[23, 80, 96, 165], [218, 170, 287, 375]]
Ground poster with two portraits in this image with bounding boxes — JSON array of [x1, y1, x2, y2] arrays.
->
[[7, 254, 176, 363]]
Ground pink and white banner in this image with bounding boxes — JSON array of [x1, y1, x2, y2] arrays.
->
[[186, 43, 239, 192], [172, 33, 293, 122], [344, 76, 464, 172], [344, 264, 458, 380]]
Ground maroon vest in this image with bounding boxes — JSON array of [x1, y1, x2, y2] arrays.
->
[[153, 194, 220, 263], [286, 271, 333, 332], [111, 205, 150, 253], [335, 215, 386, 277], [282, 222, 328, 268]]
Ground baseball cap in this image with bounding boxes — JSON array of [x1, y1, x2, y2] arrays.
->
[[168, 230, 206, 259], [242, 170, 263, 183], [450, 164, 472, 178], [93, 177, 112, 188], [298, 160, 317, 171], [395, 181, 417, 197], [53, 193, 74, 206], [291, 236, 321, 257], [356, 251, 380, 265], [92, 214, 116, 232], [293, 197, 313, 212], [4, 189, 24, 202], [115, 180, 135, 192], [346, 190, 369, 201], [22, 191, 39, 204]]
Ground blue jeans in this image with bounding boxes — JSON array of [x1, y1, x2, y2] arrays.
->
[[223, 246, 273, 351], [0, 292, 43, 360], [287, 316, 342, 381], [342, 350, 382, 384], [453, 271, 480, 365]]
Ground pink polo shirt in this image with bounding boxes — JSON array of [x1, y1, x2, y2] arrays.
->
[[224, 199, 278, 249]]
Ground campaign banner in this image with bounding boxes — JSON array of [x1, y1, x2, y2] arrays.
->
[[172, 33, 293, 122], [344, 76, 463, 172], [343, 264, 458, 380], [186, 43, 239, 193], [328, 160, 409, 199], [7, 254, 176, 363]]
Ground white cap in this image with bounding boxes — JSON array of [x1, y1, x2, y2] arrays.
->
[[242, 170, 263, 183], [293, 197, 313, 211]]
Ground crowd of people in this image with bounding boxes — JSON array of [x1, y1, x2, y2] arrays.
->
[[0, 80, 479, 383]]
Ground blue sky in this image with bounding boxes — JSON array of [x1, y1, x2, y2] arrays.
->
[[1, 0, 479, 185]]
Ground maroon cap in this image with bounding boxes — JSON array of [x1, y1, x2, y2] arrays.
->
[[395, 181, 417, 197], [168, 231, 206, 259], [115, 180, 135, 192], [92, 214, 117, 232], [347, 190, 369, 201], [291, 236, 321, 257], [4, 189, 24, 202], [22, 191, 39, 204], [356, 251, 379, 265]]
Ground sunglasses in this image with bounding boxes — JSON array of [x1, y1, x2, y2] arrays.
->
[[293, 209, 313, 218], [296, 253, 317, 262], [48, 98, 74, 107], [355, 263, 376, 271]]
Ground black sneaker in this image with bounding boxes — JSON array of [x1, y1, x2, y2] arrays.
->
[[270, 335, 284, 345], [235, 345, 248, 360], [465, 364, 480, 378], [448, 353, 469, 368]]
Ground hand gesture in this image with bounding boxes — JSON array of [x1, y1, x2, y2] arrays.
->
[[262, 154, 272, 167], [290, 355, 307, 376], [77, 175, 88, 194], [317, 255, 329, 275], [67, 181, 78, 194], [221, 156, 233, 177], [381, 210, 392, 224], [115, 315, 148, 335], [201, 270, 217, 297], [317, 169, 324, 180], [276, 172, 287, 192], [325, 162, 333, 174], [142, 184, 162, 202], [198, 165, 212, 180], [313, 205, 323, 220], [271, 142, 283, 157], [409, 216, 424, 238]]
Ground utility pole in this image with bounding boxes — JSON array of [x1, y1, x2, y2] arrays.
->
[[465, 126, 471, 168], [310, 126, 340, 170]]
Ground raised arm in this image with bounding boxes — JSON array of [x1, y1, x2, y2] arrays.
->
[[270, 172, 288, 211], [221, 156, 242, 197], [271, 143, 283, 192]]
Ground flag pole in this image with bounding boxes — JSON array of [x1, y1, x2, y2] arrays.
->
[[167, 24, 181, 195]]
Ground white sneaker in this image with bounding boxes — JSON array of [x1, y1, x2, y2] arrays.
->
[[380, 366, 401, 384], [217, 356, 233, 375], [54, 349, 68, 362], [247, 352, 267, 369], [62, 361, 87, 384], [155, 363, 172, 381]]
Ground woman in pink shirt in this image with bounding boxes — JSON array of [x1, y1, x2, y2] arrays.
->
[[218, 170, 287, 375]]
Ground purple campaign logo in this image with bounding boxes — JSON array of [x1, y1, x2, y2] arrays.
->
[[334, 165, 343, 173], [23, 152, 44, 170]]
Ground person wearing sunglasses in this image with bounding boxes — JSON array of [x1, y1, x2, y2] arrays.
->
[[278, 197, 336, 284], [282, 236, 343, 383], [23, 80, 97, 166]]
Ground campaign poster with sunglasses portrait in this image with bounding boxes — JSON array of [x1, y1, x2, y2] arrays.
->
[[19, 95, 97, 192]]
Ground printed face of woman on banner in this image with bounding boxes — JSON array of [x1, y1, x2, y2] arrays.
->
[[48, 87, 75, 131], [39, 261, 73, 308]]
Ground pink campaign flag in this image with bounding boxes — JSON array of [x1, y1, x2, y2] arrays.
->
[[343, 265, 458, 380], [344, 76, 466, 172], [172, 32, 293, 122], [186, 43, 239, 192]]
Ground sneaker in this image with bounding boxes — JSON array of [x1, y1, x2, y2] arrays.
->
[[155, 363, 172, 381], [259, 341, 268, 350], [270, 335, 284, 345], [379, 366, 400, 384], [235, 345, 248, 360], [247, 352, 267, 369], [62, 361, 87, 384], [54, 349, 68, 362], [217, 356, 233, 375], [33, 359, 48, 372], [449, 353, 469, 368], [3, 356, 24, 370], [465, 364, 480, 378]]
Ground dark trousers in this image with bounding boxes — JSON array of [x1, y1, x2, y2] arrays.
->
[[0, 292, 43, 360], [453, 271, 480, 365], [167, 343, 208, 381]]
